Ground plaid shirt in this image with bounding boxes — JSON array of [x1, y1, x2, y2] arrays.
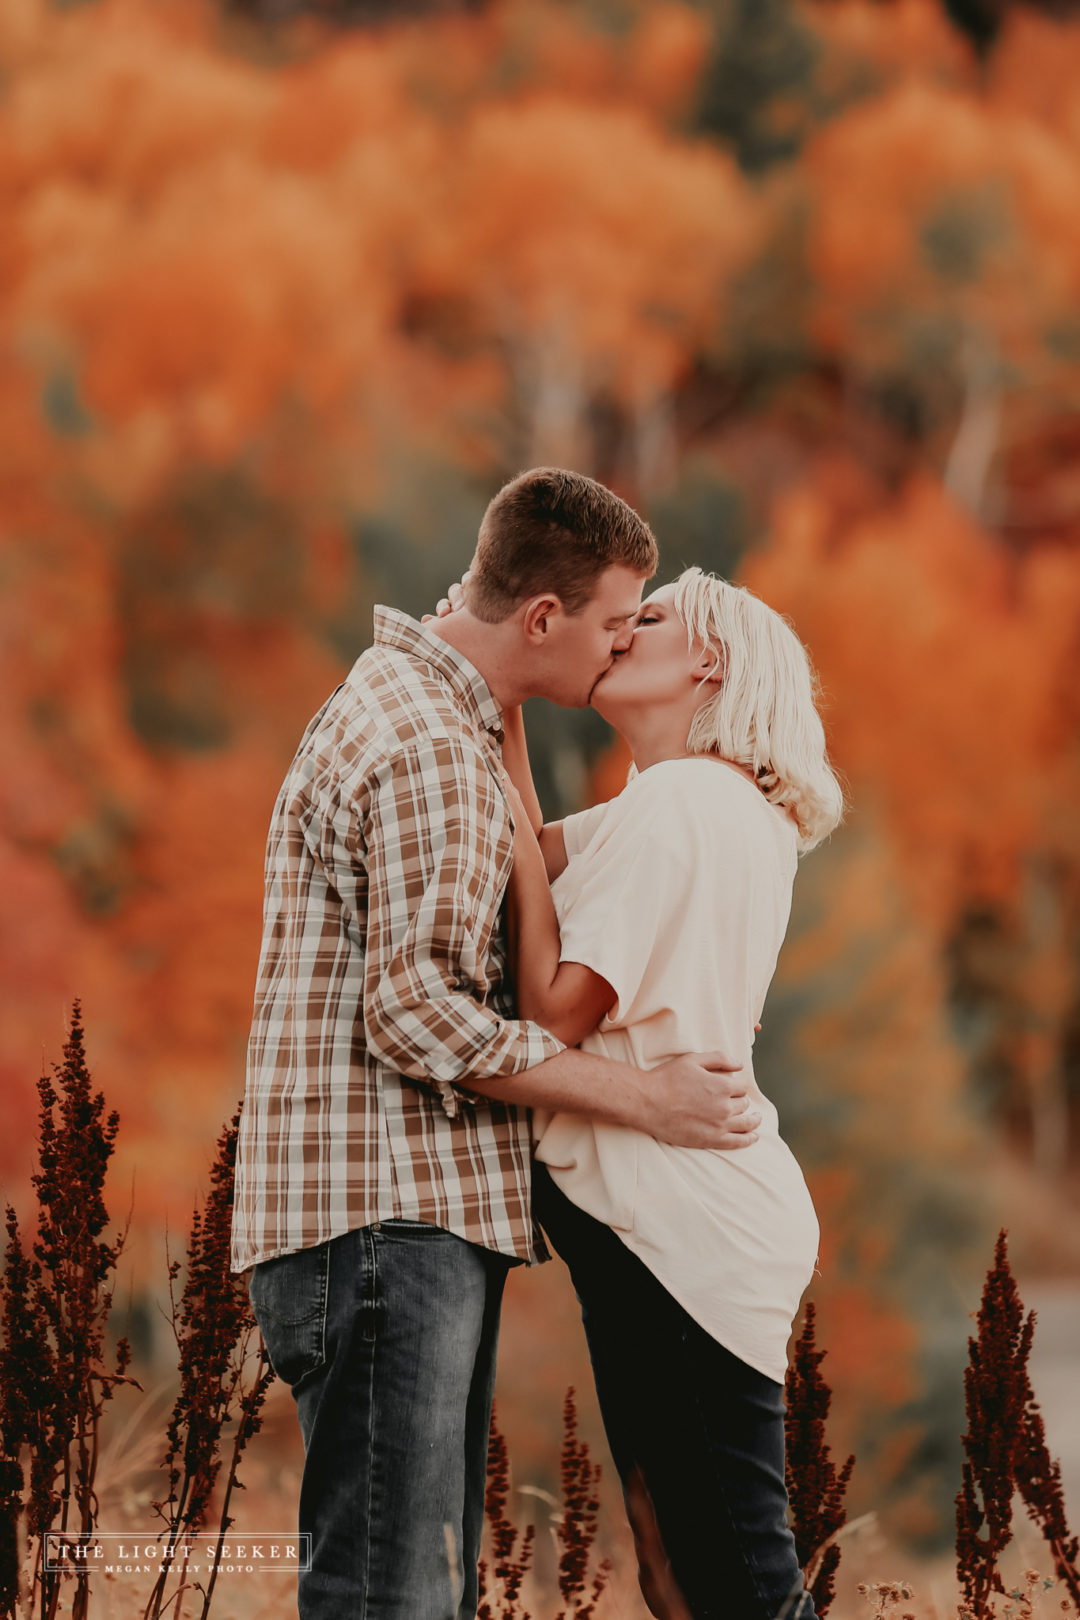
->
[[231, 607, 562, 1273]]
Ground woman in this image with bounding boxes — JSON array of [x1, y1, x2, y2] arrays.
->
[[499, 567, 845, 1620]]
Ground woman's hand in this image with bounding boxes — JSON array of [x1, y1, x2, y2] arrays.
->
[[422, 570, 470, 623]]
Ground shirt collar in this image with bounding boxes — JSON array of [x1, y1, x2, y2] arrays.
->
[[372, 605, 505, 741]]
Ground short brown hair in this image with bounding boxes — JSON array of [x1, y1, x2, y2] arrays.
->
[[467, 467, 658, 622]]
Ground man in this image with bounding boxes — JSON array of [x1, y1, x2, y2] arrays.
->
[[231, 467, 760, 1620]]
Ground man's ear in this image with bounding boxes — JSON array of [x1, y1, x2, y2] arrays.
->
[[521, 594, 563, 644]]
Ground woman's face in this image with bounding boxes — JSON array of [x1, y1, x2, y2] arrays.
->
[[590, 584, 712, 722]]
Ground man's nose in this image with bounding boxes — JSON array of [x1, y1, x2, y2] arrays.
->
[[611, 622, 635, 654]]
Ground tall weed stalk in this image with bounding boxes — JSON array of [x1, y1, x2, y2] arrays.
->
[[957, 1230, 1079, 1619], [0, 1004, 135, 1620], [143, 1113, 274, 1620], [478, 1389, 610, 1620], [785, 1300, 855, 1617]]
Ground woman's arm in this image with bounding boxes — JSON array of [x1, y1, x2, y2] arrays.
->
[[502, 705, 569, 883], [503, 777, 616, 1047], [501, 705, 543, 835]]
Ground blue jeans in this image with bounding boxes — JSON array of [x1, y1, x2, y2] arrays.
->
[[249, 1222, 514, 1620], [533, 1168, 816, 1620]]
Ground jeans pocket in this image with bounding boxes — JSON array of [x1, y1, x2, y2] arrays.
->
[[249, 1244, 329, 1390]]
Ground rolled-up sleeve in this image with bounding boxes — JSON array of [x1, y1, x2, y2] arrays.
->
[[357, 734, 563, 1113]]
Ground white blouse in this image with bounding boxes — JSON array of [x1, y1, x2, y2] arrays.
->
[[532, 757, 819, 1382]]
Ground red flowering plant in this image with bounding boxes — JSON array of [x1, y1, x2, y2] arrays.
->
[[0, 1004, 136, 1620], [144, 1112, 274, 1620], [478, 1402, 536, 1620], [956, 1230, 1079, 1620], [477, 1389, 611, 1620], [784, 1300, 856, 1618], [553, 1390, 611, 1620]]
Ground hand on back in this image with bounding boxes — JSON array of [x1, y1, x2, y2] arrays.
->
[[642, 1053, 761, 1151]]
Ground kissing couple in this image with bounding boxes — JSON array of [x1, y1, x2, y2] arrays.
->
[[231, 466, 844, 1620]]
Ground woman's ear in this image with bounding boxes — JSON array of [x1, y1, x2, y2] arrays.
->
[[694, 645, 724, 686]]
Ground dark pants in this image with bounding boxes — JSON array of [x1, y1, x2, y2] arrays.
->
[[533, 1167, 816, 1620], [249, 1221, 513, 1620]]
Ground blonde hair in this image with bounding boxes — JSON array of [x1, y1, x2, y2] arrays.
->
[[672, 567, 845, 852]]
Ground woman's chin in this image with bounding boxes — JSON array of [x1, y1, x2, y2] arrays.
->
[[590, 665, 636, 721], [589, 685, 621, 724]]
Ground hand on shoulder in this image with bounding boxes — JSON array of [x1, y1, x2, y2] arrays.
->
[[421, 571, 470, 624]]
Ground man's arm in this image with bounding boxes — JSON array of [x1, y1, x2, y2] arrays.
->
[[356, 733, 759, 1147], [356, 734, 561, 1099], [467, 1046, 760, 1151]]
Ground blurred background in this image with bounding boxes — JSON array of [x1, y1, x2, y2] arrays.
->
[[2, 0, 1079, 1571]]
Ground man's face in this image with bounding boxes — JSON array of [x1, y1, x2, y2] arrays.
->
[[591, 584, 697, 718], [532, 565, 648, 707]]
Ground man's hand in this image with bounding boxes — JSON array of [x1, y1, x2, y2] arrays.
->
[[634, 1052, 761, 1150]]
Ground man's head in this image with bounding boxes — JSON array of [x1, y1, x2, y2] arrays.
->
[[464, 467, 658, 705]]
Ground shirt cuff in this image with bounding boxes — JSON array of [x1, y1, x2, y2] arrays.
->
[[436, 1021, 565, 1119]]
